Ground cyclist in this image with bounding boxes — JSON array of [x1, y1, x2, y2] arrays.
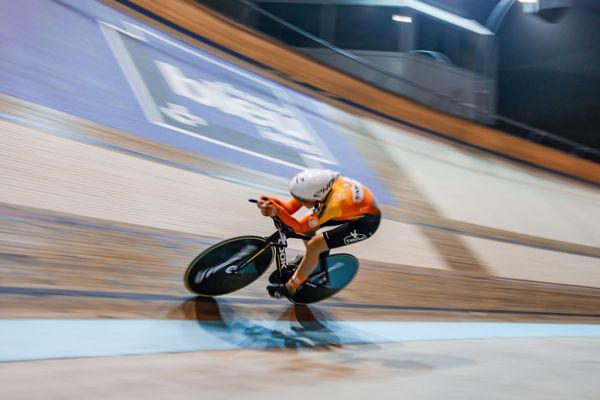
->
[[256, 169, 381, 299]]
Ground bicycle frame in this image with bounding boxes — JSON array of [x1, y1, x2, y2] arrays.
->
[[185, 200, 358, 301], [229, 203, 311, 279], [268, 217, 312, 280]]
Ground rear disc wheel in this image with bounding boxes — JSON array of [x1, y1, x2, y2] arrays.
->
[[289, 253, 359, 304]]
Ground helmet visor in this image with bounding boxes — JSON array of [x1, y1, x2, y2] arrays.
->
[[291, 193, 315, 203]]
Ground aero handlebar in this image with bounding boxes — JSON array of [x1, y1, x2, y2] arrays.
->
[[249, 198, 312, 241]]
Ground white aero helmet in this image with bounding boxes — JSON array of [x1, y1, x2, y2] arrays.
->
[[289, 169, 340, 202]]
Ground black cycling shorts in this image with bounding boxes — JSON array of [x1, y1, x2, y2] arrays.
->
[[322, 213, 381, 249]]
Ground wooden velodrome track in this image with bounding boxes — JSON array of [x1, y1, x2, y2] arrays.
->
[[0, 0, 599, 324], [2, 1, 600, 398], [1, 93, 600, 322], [2, 95, 600, 398]]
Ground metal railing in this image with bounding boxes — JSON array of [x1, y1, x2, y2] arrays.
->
[[196, 0, 600, 163]]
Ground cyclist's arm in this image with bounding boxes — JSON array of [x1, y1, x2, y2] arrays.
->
[[276, 204, 342, 234], [271, 197, 302, 214], [275, 208, 313, 233], [260, 196, 302, 215]]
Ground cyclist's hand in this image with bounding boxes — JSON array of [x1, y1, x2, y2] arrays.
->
[[256, 196, 270, 211], [263, 203, 278, 217], [257, 196, 279, 217]]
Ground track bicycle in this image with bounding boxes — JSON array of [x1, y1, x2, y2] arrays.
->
[[183, 199, 359, 304]]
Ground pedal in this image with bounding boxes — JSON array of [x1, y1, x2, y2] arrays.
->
[[268, 265, 297, 284]]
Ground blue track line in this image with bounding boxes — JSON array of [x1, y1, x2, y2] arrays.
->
[[1, 319, 600, 362]]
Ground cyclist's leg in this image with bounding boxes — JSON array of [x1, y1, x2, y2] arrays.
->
[[321, 213, 381, 250], [286, 234, 328, 294], [267, 253, 303, 283], [286, 214, 380, 294]]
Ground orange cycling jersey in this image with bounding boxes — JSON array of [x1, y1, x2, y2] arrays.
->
[[270, 176, 380, 234]]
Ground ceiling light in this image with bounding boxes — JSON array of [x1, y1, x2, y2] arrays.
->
[[392, 15, 413, 23]]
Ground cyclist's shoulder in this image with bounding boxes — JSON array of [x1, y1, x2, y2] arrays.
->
[[328, 176, 378, 212], [335, 175, 370, 187], [332, 176, 371, 196]]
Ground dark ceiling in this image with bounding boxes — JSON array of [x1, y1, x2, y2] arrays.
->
[[200, 0, 600, 152]]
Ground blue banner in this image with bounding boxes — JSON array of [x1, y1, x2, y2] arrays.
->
[[0, 0, 392, 203]]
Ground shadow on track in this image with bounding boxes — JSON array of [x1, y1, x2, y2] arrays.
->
[[178, 296, 378, 351], [175, 297, 474, 373]]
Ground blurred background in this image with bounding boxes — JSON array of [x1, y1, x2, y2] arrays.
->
[[201, 0, 600, 157], [1, 0, 599, 399]]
